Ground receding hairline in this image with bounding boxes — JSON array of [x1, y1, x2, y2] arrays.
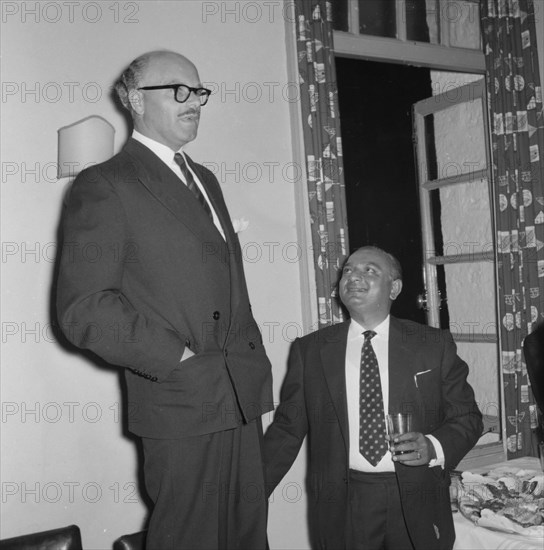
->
[[137, 49, 195, 68], [345, 246, 402, 281], [114, 50, 199, 112]]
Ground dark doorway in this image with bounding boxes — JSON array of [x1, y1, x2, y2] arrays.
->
[[336, 57, 433, 323]]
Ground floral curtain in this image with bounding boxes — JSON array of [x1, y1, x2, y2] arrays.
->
[[481, 0, 544, 458], [294, 0, 350, 327]]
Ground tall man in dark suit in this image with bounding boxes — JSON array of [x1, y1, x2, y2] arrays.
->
[[264, 246, 483, 550], [57, 50, 273, 550]]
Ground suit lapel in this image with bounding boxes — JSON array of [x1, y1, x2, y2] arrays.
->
[[122, 139, 243, 337], [318, 318, 429, 458], [388, 317, 421, 415], [123, 139, 223, 244], [186, 155, 247, 330], [320, 322, 350, 452], [186, 156, 236, 244]]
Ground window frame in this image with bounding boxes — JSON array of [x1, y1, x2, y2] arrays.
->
[[337, 0, 484, 72]]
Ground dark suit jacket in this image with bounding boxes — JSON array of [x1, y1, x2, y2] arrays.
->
[[57, 138, 273, 438], [263, 317, 483, 550], [523, 321, 544, 440], [523, 322, 544, 415]]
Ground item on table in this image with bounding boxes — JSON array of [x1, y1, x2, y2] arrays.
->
[[452, 466, 544, 537]]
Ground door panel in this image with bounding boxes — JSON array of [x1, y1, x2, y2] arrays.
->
[[413, 79, 496, 337], [413, 78, 501, 442]]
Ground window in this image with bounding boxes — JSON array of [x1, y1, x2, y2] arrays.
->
[[333, 0, 481, 48], [332, 0, 484, 72]]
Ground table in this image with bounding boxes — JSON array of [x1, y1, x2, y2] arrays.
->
[[453, 457, 543, 550]]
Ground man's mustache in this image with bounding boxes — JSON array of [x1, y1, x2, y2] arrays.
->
[[181, 107, 200, 116]]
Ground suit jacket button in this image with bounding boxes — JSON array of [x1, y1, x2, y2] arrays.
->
[[213, 311, 220, 320], [249, 342, 255, 350], [224, 349, 228, 357], [151, 376, 158, 382]]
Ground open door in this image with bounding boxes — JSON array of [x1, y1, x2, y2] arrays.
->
[[412, 78, 502, 449]]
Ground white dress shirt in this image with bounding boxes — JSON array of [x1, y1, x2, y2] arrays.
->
[[132, 131, 225, 239], [346, 316, 444, 472]]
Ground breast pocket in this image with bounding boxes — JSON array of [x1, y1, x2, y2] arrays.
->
[[413, 368, 438, 389], [414, 367, 443, 429]]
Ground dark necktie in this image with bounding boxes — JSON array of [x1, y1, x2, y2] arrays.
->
[[359, 330, 388, 466], [174, 153, 213, 220]]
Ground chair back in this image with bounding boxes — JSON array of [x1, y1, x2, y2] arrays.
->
[[0, 525, 82, 550], [112, 530, 146, 550]]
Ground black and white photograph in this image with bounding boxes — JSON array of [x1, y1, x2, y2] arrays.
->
[[1, 1, 544, 549]]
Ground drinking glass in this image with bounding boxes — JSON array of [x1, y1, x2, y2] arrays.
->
[[386, 413, 413, 455]]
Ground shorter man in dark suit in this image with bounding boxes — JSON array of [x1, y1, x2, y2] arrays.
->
[[264, 246, 483, 550]]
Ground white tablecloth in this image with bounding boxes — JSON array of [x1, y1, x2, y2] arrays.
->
[[453, 457, 543, 550], [453, 512, 543, 550]]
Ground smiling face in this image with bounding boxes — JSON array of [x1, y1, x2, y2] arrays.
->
[[130, 52, 202, 151], [339, 247, 402, 328]]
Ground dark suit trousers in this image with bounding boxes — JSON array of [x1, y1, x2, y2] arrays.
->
[[348, 470, 415, 550], [142, 420, 268, 550]]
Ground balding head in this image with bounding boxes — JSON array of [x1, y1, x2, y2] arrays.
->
[[115, 51, 203, 150], [114, 50, 196, 113], [339, 246, 403, 328]]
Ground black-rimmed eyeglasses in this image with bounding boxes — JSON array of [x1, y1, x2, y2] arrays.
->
[[137, 84, 212, 106]]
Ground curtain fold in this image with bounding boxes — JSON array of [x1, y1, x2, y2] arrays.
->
[[294, 0, 350, 327], [481, 0, 544, 458]]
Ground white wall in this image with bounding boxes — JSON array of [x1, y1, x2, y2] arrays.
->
[[1, 1, 310, 548]]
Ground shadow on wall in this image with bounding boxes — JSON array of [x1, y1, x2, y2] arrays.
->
[[48, 94, 153, 527]]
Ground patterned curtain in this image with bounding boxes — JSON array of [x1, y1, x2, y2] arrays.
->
[[294, 0, 350, 327], [481, 0, 544, 458]]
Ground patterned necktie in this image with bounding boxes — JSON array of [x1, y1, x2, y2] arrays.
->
[[174, 153, 213, 220], [359, 330, 388, 465]]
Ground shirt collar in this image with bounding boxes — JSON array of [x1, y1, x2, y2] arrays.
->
[[348, 316, 390, 339], [132, 130, 186, 166]]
